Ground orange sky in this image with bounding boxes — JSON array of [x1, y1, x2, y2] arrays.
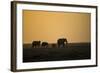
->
[[23, 10, 91, 44]]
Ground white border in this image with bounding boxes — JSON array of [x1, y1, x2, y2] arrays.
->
[[16, 3, 96, 69]]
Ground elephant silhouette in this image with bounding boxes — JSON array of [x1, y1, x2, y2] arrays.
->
[[41, 42, 48, 48], [32, 41, 41, 48], [57, 38, 68, 48]]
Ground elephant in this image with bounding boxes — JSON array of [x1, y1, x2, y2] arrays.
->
[[41, 42, 48, 48], [32, 41, 41, 48], [57, 38, 68, 48]]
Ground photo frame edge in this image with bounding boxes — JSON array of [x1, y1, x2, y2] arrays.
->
[[11, 1, 98, 72], [11, 1, 17, 72]]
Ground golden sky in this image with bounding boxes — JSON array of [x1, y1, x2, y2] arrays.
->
[[23, 10, 91, 44]]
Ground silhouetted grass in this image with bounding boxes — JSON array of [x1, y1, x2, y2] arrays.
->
[[23, 43, 91, 62]]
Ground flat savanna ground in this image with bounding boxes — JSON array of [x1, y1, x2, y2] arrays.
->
[[23, 43, 90, 62]]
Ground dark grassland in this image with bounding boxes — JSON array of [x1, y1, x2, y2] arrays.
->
[[23, 43, 91, 62]]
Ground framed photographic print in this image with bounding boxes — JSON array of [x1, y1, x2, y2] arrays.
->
[[11, 1, 98, 72]]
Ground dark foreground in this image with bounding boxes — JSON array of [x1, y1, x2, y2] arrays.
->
[[23, 43, 91, 62]]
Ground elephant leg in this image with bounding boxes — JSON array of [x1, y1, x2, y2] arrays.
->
[[59, 43, 63, 48], [32, 44, 35, 48]]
